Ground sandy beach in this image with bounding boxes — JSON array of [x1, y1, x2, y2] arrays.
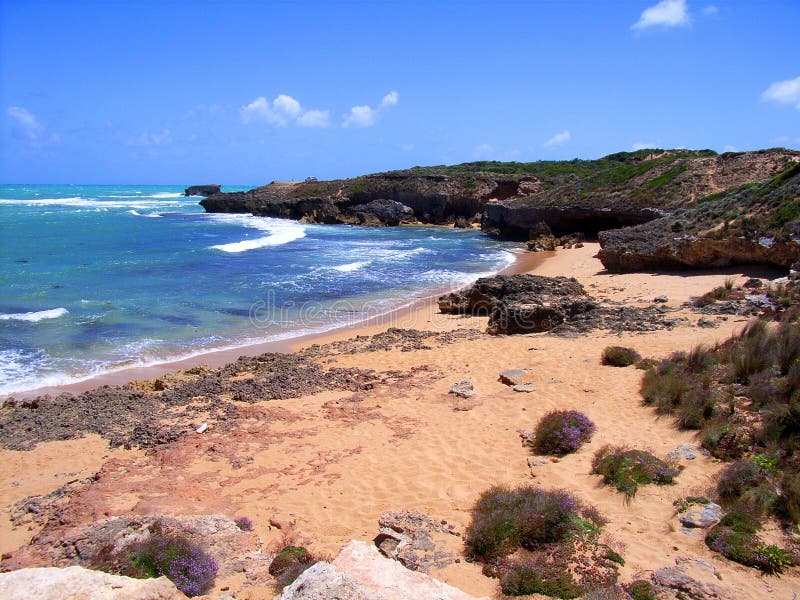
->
[[2, 243, 798, 598]]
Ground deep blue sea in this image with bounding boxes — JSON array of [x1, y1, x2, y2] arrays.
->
[[0, 184, 518, 395]]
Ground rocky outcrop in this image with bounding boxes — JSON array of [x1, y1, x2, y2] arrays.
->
[[0, 566, 185, 600], [483, 149, 798, 239], [346, 199, 415, 226], [651, 557, 739, 599], [438, 274, 596, 334], [373, 511, 460, 572], [598, 162, 800, 272], [277, 540, 487, 600], [200, 149, 798, 230], [184, 184, 221, 197]]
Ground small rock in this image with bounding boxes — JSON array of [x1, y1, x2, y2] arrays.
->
[[697, 317, 717, 328], [667, 443, 697, 460], [653, 295, 669, 303], [512, 384, 536, 393], [448, 380, 474, 398], [519, 429, 536, 448], [195, 422, 208, 434], [499, 368, 535, 386], [679, 503, 723, 529]]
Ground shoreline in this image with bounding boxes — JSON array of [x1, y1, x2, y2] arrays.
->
[[6, 247, 547, 400]]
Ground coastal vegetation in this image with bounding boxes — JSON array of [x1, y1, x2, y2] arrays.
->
[[601, 346, 642, 367], [590, 446, 680, 499], [531, 410, 596, 455], [464, 485, 622, 597]]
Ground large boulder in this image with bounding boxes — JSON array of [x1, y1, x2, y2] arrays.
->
[[277, 541, 487, 600], [438, 274, 597, 334], [345, 199, 416, 226], [0, 566, 185, 600]]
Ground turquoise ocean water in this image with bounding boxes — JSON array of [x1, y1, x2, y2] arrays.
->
[[0, 184, 518, 395]]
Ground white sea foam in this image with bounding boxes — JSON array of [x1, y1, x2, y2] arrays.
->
[[208, 214, 306, 253], [128, 209, 163, 218], [333, 261, 369, 272], [0, 196, 195, 209], [0, 307, 69, 322]]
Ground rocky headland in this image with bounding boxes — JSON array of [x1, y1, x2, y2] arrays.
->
[[200, 148, 799, 272], [185, 184, 222, 197]]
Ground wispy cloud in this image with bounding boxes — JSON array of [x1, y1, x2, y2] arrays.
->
[[632, 141, 660, 150], [343, 91, 399, 127], [632, 0, 690, 30], [241, 94, 330, 127], [135, 129, 172, 146], [7, 106, 60, 146], [544, 130, 571, 148], [761, 76, 800, 110], [702, 5, 719, 16]]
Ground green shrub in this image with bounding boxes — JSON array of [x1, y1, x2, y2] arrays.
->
[[626, 579, 656, 600], [602, 346, 642, 367], [464, 485, 587, 561], [591, 446, 680, 499], [498, 557, 584, 598], [268, 545, 317, 589]]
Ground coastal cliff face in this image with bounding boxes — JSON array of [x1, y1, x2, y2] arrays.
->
[[598, 162, 800, 272], [200, 149, 796, 232], [200, 148, 800, 271]]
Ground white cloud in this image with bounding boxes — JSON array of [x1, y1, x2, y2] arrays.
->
[[723, 144, 738, 152], [296, 109, 331, 128], [273, 94, 302, 120], [544, 130, 571, 148], [343, 91, 399, 127], [632, 0, 690, 30], [7, 106, 59, 146], [702, 5, 719, 15], [381, 91, 399, 107], [761, 76, 800, 110], [343, 105, 377, 128], [241, 94, 330, 127]]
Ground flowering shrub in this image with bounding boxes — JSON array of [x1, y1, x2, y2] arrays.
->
[[234, 516, 253, 531], [533, 410, 596, 455], [128, 528, 217, 597], [464, 485, 587, 561], [591, 446, 679, 499], [705, 512, 795, 574]]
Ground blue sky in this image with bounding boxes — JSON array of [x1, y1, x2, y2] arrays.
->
[[1, 0, 798, 184]]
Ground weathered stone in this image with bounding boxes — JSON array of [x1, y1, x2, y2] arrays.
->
[[679, 503, 723, 529], [276, 561, 383, 600], [654, 295, 669, 303], [519, 429, 536, 448], [373, 511, 459, 572], [513, 384, 536, 393], [448, 380, 474, 398], [667, 443, 697, 460], [0, 566, 184, 600], [498, 368, 536, 386], [652, 556, 739, 599]]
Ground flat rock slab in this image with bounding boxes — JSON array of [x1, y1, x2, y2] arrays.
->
[[513, 384, 536, 393], [668, 443, 698, 460], [499, 368, 536, 386], [448, 380, 475, 398], [0, 566, 184, 600]]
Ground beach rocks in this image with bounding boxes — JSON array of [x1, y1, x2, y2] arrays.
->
[[0, 566, 184, 600], [438, 274, 597, 335], [499, 368, 535, 386], [667, 443, 698, 461], [278, 541, 487, 600], [373, 511, 460, 572], [448, 380, 475, 398], [651, 557, 738, 600], [679, 503, 723, 529], [184, 184, 221, 197]]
